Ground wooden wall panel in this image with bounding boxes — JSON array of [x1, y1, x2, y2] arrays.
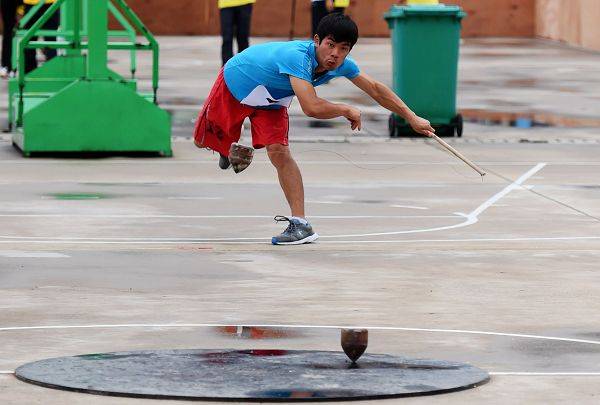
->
[[123, 0, 217, 36], [535, 0, 600, 51], [579, 0, 600, 50], [0, 0, 532, 38], [454, 0, 535, 37], [561, 0, 581, 45], [126, 0, 536, 39], [5, 0, 575, 45], [535, 0, 560, 39]]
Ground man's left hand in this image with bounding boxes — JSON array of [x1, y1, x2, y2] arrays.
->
[[409, 115, 435, 138]]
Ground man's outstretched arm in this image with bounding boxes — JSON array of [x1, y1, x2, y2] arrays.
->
[[350, 72, 435, 137], [290, 76, 362, 130]]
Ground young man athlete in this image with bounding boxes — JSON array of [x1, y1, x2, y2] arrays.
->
[[194, 13, 435, 245]]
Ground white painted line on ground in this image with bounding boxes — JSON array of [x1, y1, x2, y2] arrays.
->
[[305, 200, 343, 205], [0, 214, 456, 220], [318, 214, 477, 239], [320, 236, 600, 244], [0, 236, 597, 246], [490, 372, 600, 376], [0, 160, 456, 165], [0, 163, 548, 244], [167, 197, 223, 200], [0, 160, 595, 166], [468, 163, 546, 218], [1, 323, 599, 348], [390, 204, 429, 210], [0, 251, 69, 258], [320, 163, 547, 239]]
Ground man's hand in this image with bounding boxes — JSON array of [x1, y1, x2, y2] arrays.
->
[[350, 73, 436, 137], [344, 106, 362, 131], [408, 115, 435, 138], [290, 76, 357, 123]]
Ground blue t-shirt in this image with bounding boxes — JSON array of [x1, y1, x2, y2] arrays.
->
[[223, 40, 360, 108]]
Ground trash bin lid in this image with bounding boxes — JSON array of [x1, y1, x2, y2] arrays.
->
[[384, 4, 466, 20]]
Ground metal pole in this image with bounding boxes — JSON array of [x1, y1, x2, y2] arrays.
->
[[108, 1, 137, 78], [86, 0, 108, 79], [113, 0, 160, 102], [72, 0, 81, 53], [17, 0, 66, 126]]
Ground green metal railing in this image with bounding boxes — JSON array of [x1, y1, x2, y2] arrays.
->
[[108, 1, 137, 76], [17, 0, 64, 126], [14, 0, 161, 125], [113, 0, 160, 98]]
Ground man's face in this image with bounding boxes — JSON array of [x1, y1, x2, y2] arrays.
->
[[313, 35, 352, 71]]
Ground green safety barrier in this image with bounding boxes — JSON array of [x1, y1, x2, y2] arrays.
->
[[7, 0, 171, 156]]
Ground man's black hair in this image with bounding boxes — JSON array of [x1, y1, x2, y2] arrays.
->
[[316, 13, 359, 47]]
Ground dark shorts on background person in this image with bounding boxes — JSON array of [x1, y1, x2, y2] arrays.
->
[[193, 69, 289, 157]]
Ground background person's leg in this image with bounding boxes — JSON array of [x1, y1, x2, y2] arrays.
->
[[43, 5, 60, 62], [220, 7, 235, 66], [194, 70, 250, 157], [22, 5, 38, 73], [311, 1, 328, 36], [1, 0, 18, 71], [234, 4, 252, 54]]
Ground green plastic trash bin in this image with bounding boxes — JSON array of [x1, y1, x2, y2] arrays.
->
[[384, 4, 466, 137]]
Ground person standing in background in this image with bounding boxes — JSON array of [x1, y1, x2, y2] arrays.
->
[[311, 0, 350, 37], [219, 0, 255, 66], [22, 0, 60, 73], [311, 0, 328, 37], [1, 0, 20, 78]]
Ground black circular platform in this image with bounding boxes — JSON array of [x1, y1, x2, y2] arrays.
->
[[15, 349, 489, 401]]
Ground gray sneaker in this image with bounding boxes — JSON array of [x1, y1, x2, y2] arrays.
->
[[271, 216, 319, 245]]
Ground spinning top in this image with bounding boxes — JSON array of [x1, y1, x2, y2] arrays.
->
[[229, 143, 254, 174], [341, 329, 368, 363]]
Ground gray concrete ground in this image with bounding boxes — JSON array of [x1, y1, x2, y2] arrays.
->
[[1, 36, 600, 404]]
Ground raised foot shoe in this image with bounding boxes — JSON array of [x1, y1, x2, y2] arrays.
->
[[271, 215, 319, 245], [229, 143, 254, 174], [219, 153, 231, 170]]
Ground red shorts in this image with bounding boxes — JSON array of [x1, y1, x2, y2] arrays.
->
[[193, 69, 289, 156]]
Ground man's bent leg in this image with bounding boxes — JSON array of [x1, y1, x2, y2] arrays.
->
[[267, 144, 305, 218], [194, 69, 250, 157]]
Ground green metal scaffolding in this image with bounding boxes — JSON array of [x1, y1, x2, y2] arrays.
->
[[7, 0, 172, 156]]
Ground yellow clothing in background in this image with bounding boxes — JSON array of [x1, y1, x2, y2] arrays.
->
[[23, 0, 57, 5], [333, 0, 350, 7], [218, 0, 255, 9], [408, 0, 439, 4]]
